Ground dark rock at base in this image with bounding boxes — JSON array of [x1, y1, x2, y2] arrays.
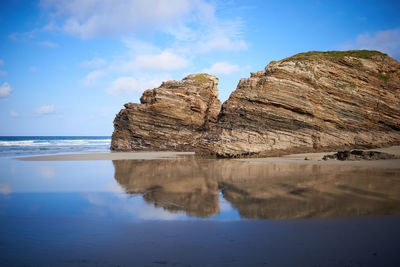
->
[[323, 150, 400, 161]]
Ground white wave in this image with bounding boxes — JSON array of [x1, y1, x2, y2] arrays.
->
[[0, 139, 111, 147]]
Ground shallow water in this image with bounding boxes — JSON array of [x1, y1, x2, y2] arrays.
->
[[1, 157, 400, 266]]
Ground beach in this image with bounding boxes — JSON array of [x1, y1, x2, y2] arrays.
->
[[21, 146, 400, 169], [1, 146, 400, 266]]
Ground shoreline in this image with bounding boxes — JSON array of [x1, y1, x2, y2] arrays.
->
[[19, 146, 400, 169], [20, 151, 195, 161]]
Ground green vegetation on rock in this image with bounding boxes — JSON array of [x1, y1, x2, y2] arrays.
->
[[194, 73, 211, 83], [282, 50, 388, 62], [378, 73, 390, 83]]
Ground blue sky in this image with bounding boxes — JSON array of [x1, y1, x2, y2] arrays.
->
[[0, 0, 399, 136]]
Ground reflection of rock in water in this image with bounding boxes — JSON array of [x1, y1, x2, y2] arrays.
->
[[112, 160, 219, 218], [113, 159, 400, 219], [220, 163, 400, 219]]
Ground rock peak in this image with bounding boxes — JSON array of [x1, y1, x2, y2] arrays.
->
[[111, 73, 221, 151]]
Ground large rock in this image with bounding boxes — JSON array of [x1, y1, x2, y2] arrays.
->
[[111, 74, 221, 151], [197, 50, 400, 157]]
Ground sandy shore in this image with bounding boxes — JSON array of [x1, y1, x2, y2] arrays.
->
[[239, 146, 400, 169], [20, 146, 400, 169], [21, 151, 195, 161]]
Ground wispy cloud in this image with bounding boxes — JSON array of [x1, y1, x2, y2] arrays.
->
[[82, 70, 105, 86], [136, 51, 188, 71], [34, 104, 56, 115], [10, 111, 19, 117], [341, 28, 400, 59], [9, 30, 35, 41], [40, 0, 247, 55], [38, 40, 58, 47], [197, 37, 248, 53], [41, 0, 214, 39], [80, 58, 107, 68], [0, 82, 12, 98], [0, 59, 3, 66], [106, 76, 166, 96], [203, 62, 239, 75]]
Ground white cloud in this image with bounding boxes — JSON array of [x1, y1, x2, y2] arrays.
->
[[34, 104, 56, 115], [82, 70, 105, 86], [198, 37, 248, 53], [29, 66, 39, 73], [106, 76, 165, 95], [80, 58, 107, 68], [92, 46, 188, 75], [10, 111, 19, 117], [41, 0, 214, 39], [0, 82, 12, 98], [136, 51, 188, 71], [203, 62, 239, 75], [38, 40, 58, 47], [341, 28, 400, 59], [169, 18, 249, 54]]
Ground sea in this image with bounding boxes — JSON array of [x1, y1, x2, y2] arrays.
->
[[0, 136, 111, 158]]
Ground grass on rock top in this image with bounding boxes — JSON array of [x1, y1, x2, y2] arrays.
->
[[281, 50, 388, 62], [194, 73, 212, 83]]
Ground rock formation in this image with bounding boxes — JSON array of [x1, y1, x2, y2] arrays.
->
[[111, 50, 400, 157], [111, 74, 221, 151], [197, 50, 400, 157], [322, 150, 400, 161]]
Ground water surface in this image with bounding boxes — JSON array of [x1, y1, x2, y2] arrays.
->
[[1, 157, 400, 266]]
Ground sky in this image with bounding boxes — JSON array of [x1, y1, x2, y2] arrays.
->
[[0, 0, 399, 136]]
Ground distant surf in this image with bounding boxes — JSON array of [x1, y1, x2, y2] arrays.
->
[[0, 136, 111, 157]]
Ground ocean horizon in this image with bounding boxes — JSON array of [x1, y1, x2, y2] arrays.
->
[[0, 136, 111, 158]]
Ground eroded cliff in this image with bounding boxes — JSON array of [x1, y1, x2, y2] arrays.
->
[[111, 50, 400, 157], [111, 74, 221, 151], [197, 50, 400, 157]]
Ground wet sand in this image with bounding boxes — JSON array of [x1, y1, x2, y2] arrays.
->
[[4, 147, 400, 266], [1, 215, 399, 266], [20, 146, 400, 169], [21, 151, 195, 161]]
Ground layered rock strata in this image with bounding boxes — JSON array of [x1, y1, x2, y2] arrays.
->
[[111, 74, 221, 151], [197, 50, 400, 157], [113, 159, 400, 219], [111, 50, 400, 157]]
